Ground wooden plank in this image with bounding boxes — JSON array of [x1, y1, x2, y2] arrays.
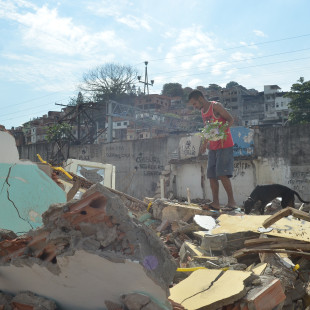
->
[[244, 239, 310, 249], [234, 248, 310, 259], [263, 207, 310, 228], [244, 237, 298, 247], [253, 242, 310, 251]]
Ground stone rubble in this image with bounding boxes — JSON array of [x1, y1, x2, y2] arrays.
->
[[1, 178, 310, 309]]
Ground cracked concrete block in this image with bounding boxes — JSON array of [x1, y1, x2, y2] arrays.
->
[[0, 184, 176, 310], [0, 131, 66, 233]]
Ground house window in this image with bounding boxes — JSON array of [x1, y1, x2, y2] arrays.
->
[[117, 122, 121, 126]]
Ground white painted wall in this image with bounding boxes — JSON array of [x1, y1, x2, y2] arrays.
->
[[175, 160, 256, 206], [176, 164, 206, 200], [275, 96, 291, 110], [174, 157, 310, 206]]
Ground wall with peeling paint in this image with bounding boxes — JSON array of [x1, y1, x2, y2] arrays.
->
[[0, 132, 67, 233], [17, 125, 310, 204]]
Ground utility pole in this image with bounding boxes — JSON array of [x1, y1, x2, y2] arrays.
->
[[107, 100, 113, 143], [138, 61, 154, 95]]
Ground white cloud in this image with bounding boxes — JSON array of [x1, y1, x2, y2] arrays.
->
[[230, 52, 254, 62], [0, 53, 116, 92], [211, 61, 229, 76], [116, 15, 151, 31], [164, 25, 217, 70], [87, 0, 151, 31], [187, 78, 203, 88], [239, 41, 258, 49], [253, 30, 267, 37], [0, 1, 126, 56]]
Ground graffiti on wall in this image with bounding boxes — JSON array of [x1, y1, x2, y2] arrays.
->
[[78, 147, 90, 161], [180, 140, 197, 158], [231, 127, 254, 157], [135, 152, 164, 176], [232, 161, 251, 179], [286, 169, 310, 193], [105, 144, 131, 159], [179, 135, 200, 159]]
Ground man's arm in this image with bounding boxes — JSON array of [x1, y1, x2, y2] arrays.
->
[[213, 103, 234, 127]]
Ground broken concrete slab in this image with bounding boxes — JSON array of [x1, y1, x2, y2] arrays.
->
[[151, 199, 215, 222], [169, 269, 252, 310], [0, 131, 66, 233], [212, 214, 310, 242], [0, 184, 176, 310], [0, 250, 169, 310]]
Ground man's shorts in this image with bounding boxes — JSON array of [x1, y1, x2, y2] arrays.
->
[[207, 147, 234, 179]]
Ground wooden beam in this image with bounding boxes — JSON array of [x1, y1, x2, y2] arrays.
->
[[244, 237, 308, 247], [234, 248, 310, 259], [263, 207, 310, 228]]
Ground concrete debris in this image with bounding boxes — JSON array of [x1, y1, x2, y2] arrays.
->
[[0, 184, 176, 310], [146, 198, 310, 309], [1, 141, 310, 310], [0, 131, 66, 233]]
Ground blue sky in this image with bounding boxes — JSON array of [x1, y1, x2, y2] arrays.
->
[[1, 0, 310, 128]]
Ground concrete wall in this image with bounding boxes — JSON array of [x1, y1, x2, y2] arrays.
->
[[18, 136, 182, 200], [17, 124, 310, 204]]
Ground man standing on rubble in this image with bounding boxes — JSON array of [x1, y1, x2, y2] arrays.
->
[[189, 90, 236, 210]]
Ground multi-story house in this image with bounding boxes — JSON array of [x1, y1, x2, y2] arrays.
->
[[134, 94, 171, 111], [262, 85, 291, 124]]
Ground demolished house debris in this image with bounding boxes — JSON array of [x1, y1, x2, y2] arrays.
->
[[1, 130, 310, 309], [0, 131, 66, 233]]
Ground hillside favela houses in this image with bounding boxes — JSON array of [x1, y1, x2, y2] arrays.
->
[[9, 83, 291, 146]]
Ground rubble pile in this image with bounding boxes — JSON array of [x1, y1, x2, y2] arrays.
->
[[143, 198, 310, 310], [1, 129, 310, 310], [0, 185, 177, 310]]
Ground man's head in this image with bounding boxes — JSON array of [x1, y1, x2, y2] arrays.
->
[[188, 90, 207, 110], [243, 197, 255, 214]]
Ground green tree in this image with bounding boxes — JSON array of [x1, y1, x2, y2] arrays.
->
[[80, 63, 138, 100], [226, 81, 239, 89], [68, 92, 85, 106], [285, 77, 310, 124], [162, 83, 183, 97], [46, 123, 72, 143], [208, 84, 222, 91]]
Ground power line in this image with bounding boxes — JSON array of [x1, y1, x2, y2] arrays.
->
[[151, 47, 310, 76], [0, 97, 69, 118], [155, 56, 310, 80], [135, 33, 310, 64], [0, 90, 72, 110]]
